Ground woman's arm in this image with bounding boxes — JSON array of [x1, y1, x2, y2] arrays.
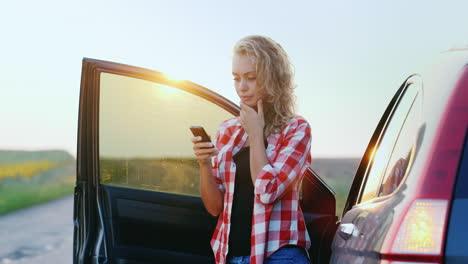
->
[[238, 100, 269, 183], [253, 121, 312, 205], [191, 135, 224, 217], [249, 129, 269, 183], [240, 100, 311, 205], [198, 159, 224, 217]]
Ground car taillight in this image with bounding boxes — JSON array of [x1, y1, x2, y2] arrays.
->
[[380, 199, 449, 264], [392, 199, 448, 255]]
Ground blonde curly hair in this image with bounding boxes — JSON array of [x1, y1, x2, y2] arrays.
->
[[233, 35, 297, 137]]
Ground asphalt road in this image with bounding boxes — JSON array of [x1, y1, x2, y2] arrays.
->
[[0, 195, 73, 264]]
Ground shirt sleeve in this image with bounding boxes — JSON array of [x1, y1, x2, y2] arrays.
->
[[254, 120, 312, 205], [211, 124, 226, 193]]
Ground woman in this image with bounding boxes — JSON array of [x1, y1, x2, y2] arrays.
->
[[191, 35, 312, 264]]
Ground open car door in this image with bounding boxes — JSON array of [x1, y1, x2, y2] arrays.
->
[[73, 58, 337, 264], [330, 75, 423, 263]]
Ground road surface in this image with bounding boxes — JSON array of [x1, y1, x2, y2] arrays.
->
[[0, 195, 73, 264]]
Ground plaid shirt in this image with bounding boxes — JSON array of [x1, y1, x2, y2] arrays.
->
[[210, 115, 312, 264]]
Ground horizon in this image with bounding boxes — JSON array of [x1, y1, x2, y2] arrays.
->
[[0, 148, 363, 160]]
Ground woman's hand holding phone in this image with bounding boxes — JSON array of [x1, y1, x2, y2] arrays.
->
[[190, 126, 219, 165]]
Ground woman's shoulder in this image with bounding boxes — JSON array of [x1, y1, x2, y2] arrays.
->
[[216, 116, 241, 136], [275, 115, 311, 139], [283, 114, 311, 131], [219, 116, 240, 128]]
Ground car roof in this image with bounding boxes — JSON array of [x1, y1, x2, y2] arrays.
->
[[419, 48, 468, 130]]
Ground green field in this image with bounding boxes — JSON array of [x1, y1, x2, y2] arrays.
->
[[0, 150, 76, 215], [311, 158, 361, 219]]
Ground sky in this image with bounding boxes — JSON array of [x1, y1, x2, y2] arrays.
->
[[1, 0, 468, 158]]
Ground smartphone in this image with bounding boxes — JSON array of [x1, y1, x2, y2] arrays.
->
[[190, 126, 212, 143]]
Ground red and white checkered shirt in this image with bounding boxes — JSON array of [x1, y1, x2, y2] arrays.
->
[[210, 115, 312, 264]]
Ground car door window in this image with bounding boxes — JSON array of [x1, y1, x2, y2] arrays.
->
[[99, 72, 233, 196], [378, 94, 422, 197], [359, 81, 420, 203]]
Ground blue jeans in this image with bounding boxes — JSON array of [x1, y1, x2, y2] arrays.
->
[[226, 246, 310, 264]]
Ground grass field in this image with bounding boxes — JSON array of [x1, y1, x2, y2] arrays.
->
[[0, 175, 74, 215], [311, 158, 361, 219], [0, 150, 76, 215]]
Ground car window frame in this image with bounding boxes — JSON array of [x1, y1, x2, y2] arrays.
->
[[358, 85, 420, 203], [341, 75, 421, 215], [376, 88, 422, 199], [357, 75, 422, 205], [77, 58, 240, 183]]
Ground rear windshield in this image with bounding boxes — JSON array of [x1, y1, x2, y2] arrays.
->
[[454, 129, 468, 198]]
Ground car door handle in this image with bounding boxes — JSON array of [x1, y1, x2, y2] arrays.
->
[[338, 223, 356, 240]]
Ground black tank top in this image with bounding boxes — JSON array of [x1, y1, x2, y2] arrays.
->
[[227, 146, 254, 257]]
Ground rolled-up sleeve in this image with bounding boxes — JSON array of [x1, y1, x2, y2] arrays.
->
[[211, 160, 225, 193], [254, 121, 312, 204]]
